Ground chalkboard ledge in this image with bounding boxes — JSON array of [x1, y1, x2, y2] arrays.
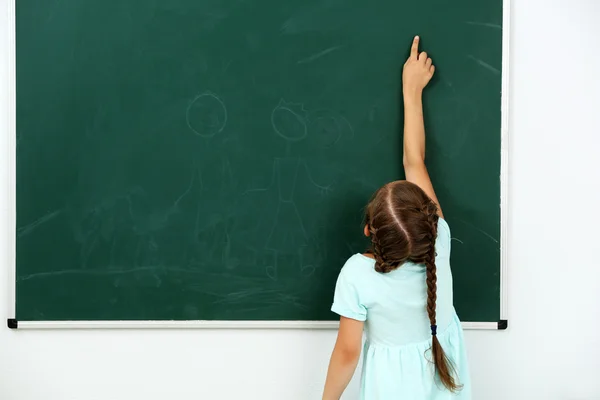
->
[[7, 319, 508, 330]]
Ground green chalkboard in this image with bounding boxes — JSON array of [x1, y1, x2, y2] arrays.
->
[[15, 0, 503, 323]]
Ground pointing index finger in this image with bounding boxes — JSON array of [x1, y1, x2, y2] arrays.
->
[[410, 36, 420, 59]]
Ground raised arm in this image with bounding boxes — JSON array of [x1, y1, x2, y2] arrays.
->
[[402, 36, 443, 217]]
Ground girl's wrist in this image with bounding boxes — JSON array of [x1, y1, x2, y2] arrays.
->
[[402, 89, 423, 105]]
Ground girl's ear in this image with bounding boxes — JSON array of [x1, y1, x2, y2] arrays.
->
[[364, 225, 370, 237]]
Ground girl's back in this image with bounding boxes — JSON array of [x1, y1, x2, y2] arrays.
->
[[332, 219, 471, 399]]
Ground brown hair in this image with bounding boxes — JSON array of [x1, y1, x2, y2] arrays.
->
[[364, 180, 461, 392]]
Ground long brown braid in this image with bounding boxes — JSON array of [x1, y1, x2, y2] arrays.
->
[[364, 181, 461, 392]]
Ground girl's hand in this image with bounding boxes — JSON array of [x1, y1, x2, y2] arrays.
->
[[402, 36, 435, 97]]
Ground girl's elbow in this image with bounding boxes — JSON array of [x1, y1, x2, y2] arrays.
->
[[336, 345, 361, 364]]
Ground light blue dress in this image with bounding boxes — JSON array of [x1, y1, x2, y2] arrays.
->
[[331, 219, 471, 399]]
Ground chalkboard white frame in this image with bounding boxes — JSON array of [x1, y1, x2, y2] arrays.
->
[[5, 0, 510, 330]]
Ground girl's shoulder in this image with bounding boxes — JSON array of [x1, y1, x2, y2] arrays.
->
[[338, 253, 376, 281]]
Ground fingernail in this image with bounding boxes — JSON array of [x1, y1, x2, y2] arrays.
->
[[415, 35, 420, 40]]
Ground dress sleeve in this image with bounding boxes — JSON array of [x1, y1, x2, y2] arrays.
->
[[436, 218, 452, 256], [331, 260, 367, 321]]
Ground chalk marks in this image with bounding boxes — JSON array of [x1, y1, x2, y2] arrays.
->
[[17, 265, 165, 282], [243, 157, 334, 280], [297, 45, 343, 64], [186, 92, 228, 138], [280, 1, 338, 35], [307, 109, 354, 149], [16, 264, 263, 283], [132, 168, 196, 236], [451, 237, 464, 244], [271, 99, 308, 142], [465, 21, 501, 30], [454, 218, 499, 244], [259, 159, 309, 249], [186, 94, 353, 149], [244, 158, 333, 203], [297, 245, 316, 278], [210, 286, 308, 312], [281, 14, 318, 35], [302, 161, 334, 197], [265, 256, 278, 281], [262, 99, 353, 279], [17, 209, 62, 238], [66, 165, 201, 271], [271, 99, 354, 149], [368, 104, 378, 122], [221, 59, 232, 74], [221, 232, 241, 271], [467, 55, 500, 75], [212, 287, 280, 304], [172, 169, 196, 210]]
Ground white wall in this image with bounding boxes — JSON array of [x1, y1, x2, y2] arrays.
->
[[2, 1, 600, 399]]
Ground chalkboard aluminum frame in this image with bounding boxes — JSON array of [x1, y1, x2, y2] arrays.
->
[[5, 0, 509, 330]]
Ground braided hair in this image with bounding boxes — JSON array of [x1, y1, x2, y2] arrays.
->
[[364, 181, 461, 392]]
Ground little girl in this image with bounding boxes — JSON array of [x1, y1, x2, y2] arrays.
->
[[322, 36, 471, 399]]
